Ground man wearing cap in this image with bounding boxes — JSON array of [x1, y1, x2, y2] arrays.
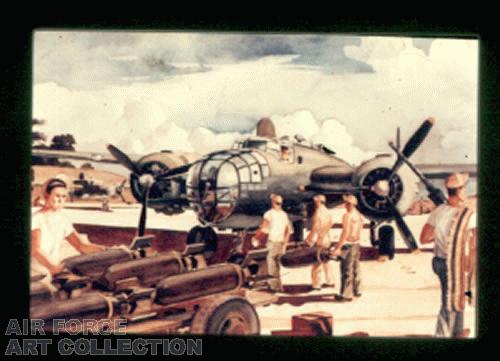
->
[[255, 194, 293, 292], [305, 194, 335, 290], [331, 193, 363, 301], [420, 172, 477, 338]]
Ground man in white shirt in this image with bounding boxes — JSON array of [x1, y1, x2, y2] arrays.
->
[[31, 178, 107, 282], [256, 194, 293, 292], [420, 172, 477, 338]]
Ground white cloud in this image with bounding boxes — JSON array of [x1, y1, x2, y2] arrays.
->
[[270, 110, 376, 165], [270, 110, 320, 139], [33, 36, 478, 165], [187, 128, 241, 154]]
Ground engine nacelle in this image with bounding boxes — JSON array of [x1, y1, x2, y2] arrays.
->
[[352, 154, 418, 221], [130, 151, 199, 215]]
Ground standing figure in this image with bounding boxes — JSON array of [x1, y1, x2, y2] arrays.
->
[[420, 173, 476, 338], [331, 194, 363, 302], [31, 178, 107, 283], [255, 194, 293, 292], [305, 194, 335, 290], [280, 144, 291, 162]]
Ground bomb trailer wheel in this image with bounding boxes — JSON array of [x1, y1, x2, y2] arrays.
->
[[190, 294, 260, 335]]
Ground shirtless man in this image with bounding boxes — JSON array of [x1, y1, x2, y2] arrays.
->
[[305, 194, 335, 290], [331, 193, 363, 301]]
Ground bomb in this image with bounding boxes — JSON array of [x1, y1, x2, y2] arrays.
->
[[280, 246, 333, 268], [156, 264, 243, 305], [64, 248, 134, 279], [99, 251, 185, 290]]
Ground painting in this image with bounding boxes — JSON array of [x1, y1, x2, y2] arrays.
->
[[30, 31, 478, 341]]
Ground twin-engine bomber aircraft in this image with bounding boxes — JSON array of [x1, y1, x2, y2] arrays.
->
[[33, 117, 470, 258], [104, 117, 448, 255]]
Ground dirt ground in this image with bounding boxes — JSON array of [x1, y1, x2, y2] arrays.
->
[[257, 252, 476, 337], [42, 205, 477, 338]]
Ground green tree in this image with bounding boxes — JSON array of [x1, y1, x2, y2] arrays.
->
[[50, 134, 76, 151]]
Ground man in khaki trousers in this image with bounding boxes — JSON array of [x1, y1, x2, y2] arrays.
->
[[331, 194, 363, 302], [255, 194, 293, 292], [305, 194, 335, 290]]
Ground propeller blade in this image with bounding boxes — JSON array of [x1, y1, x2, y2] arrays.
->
[[107, 144, 142, 175], [138, 185, 150, 237], [401, 117, 435, 159], [392, 207, 419, 252], [388, 118, 436, 180], [387, 142, 447, 206], [155, 163, 193, 180]]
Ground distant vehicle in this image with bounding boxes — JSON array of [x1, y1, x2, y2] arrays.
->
[[70, 173, 127, 203]]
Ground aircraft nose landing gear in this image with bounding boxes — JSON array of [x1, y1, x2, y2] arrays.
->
[[370, 222, 395, 261], [186, 226, 218, 262]]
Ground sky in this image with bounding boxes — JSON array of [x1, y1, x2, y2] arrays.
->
[[32, 31, 478, 166]]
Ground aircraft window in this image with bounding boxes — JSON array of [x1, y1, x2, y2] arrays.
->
[[251, 152, 269, 178], [261, 164, 270, 177], [242, 140, 267, 150], [201, 160, 223, 181], [238, 167, 251, 183], [250, 164, 262, 182], [240, 153, 258, 166], [251, 151, 268, 165], [229, 156, 246, 169], [216, 187, 238, 202], [279, 146, 294, 163], [217, 163, 238, 187]]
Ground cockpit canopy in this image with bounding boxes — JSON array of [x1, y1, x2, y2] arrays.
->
[[186, 149, 270, 224]]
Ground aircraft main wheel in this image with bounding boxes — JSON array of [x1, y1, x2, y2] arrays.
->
[[190, 295, 260, 335], [186, 226, 218, 261], [378, 225, 395, 260], [292, 220, 305, 242], [369, 221, 379, 246]]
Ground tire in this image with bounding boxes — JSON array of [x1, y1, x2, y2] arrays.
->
[[190, 295, 260, 335], [292, 220, 304, 242], [186, 226, 218, 260], [369, 221, 379, 247], [378, 225, 395, 260]]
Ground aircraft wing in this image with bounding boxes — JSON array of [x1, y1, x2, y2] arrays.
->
[[304, 163, 477, 196], [415, 163, 477, 180], [32, 148, 142, 164]]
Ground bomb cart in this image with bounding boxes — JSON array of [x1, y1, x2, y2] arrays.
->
[[30, 235, 280, 336]]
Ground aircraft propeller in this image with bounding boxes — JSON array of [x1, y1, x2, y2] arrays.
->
[[137, 174, 155, 237], [107, 144, 142, 175], [107, 145, 159, 236], [107, 144, 198, 236], [381, 118, 443, 252], [387, 118, 435, 181]]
